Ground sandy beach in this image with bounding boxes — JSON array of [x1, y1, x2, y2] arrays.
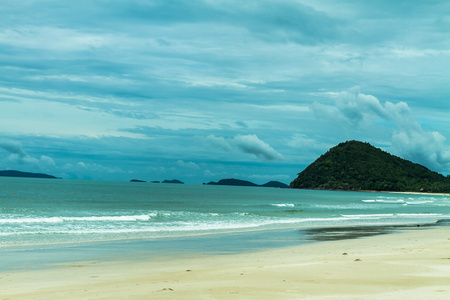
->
[[1, 227, 450, 300]]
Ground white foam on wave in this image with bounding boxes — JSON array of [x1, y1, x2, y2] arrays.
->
[[396, 213, 441, 216], [271, 203, 295, 207], [342, 213, 442, 219], [5, 211, 447, 240], [341, 214, 395, 219], [405, 200, 434, 205], [362, 199, 405, 204], [63, 215, 152, 222], [0, 215, 361, 237], [0, 214, 155, 224], [364, 196, 441, 206], [0, 217, 64, 224]]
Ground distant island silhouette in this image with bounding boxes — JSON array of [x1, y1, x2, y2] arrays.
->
[[0, 170, 58, 179], [128, 179, 184, 183], [130, 179, 146, 183], [206, 178, 288, 188], [162, 179, 184, 184]]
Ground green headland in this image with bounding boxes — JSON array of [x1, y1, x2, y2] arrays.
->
[[290, 140, 450, 193]]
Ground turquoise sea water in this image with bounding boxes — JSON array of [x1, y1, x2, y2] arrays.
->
[[1, 177, 450, 250]]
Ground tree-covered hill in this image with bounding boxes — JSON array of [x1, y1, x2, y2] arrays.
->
[[290, 141, 450, 193]]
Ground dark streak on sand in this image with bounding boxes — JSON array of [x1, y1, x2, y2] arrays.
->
[[303, 221, 449, 241]]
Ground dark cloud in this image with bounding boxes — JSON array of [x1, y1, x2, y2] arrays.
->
[[1, 1, 344, 45], [0, 0, 449, 181], [0, 140, 27, 157]]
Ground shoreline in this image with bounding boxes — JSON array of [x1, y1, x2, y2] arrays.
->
[[2, 220, 446, 272], [2, 227, 450, 299], [295, 187, 450, 196], [386, 190, 450, 196]]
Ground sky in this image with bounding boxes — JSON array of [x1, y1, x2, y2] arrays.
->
[[1, 0, 449, 184]]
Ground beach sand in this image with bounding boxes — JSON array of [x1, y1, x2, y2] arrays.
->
[[2, 227, 450, 300]]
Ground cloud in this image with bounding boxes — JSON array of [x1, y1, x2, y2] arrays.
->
[[391, 129, 450, 172], [203, 134, 283, 161], [248, 174, 290, 182], [313, 87, 391, 126], [0, 140, 27, 157], [313, 87, 412, 127], [36, 155, 56, 169], [0, 0, 449, 182], [235, 0, 342, 45], [233, 134, 283, 160], [176, 160, 199, 169], [0, 27, 110, 52], [0, 97, 151, 139], [335, 87, 388, 124], [205, 134, 232, 152], [314, 87, 450, 172], [62, 161, 123, 180], [0, 139, 56, 170], [247, 104, 310, 112], [288, 134, 332, 151]]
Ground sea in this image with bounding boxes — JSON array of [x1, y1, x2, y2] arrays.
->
[[1, 177, 450, 270]]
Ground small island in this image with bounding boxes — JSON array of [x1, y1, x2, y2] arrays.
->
[[162, 179, 184, 184], [0, 170, 59, 179], [290, 140, 450, 193], [130, 179, 146, 183], [261, 181, 290, 188], [207, 178, 288, 188]]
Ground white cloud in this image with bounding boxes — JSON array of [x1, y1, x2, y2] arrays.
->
[[314, 87, 450, 172], [288, 134, 332, 150], [203, 134, 283, 161], [176, 160, 200, 169], [248, 174, 290, 181], [0, 99, 148, 138], [391, 127, 450, 172], [247, 104, 310, 112], [313, 87, 391, 126], [390, 47, 450, 58], [205, 134, 232, 152], [335, 87, 388, 124], [37, 155, 56, 169], [0, 27, 110, 52], [233, 134, 283, 160], [0, 139, 56, 171], [70, 161, 122, 174]]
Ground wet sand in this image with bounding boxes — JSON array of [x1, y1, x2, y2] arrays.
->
[[1, 227, 450, 299]]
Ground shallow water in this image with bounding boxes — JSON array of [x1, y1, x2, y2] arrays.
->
[[1, 177, 450, 270], [1, 177, 450, 248]]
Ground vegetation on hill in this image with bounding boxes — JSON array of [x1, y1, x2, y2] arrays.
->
[[290, 141, 450, 193]]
